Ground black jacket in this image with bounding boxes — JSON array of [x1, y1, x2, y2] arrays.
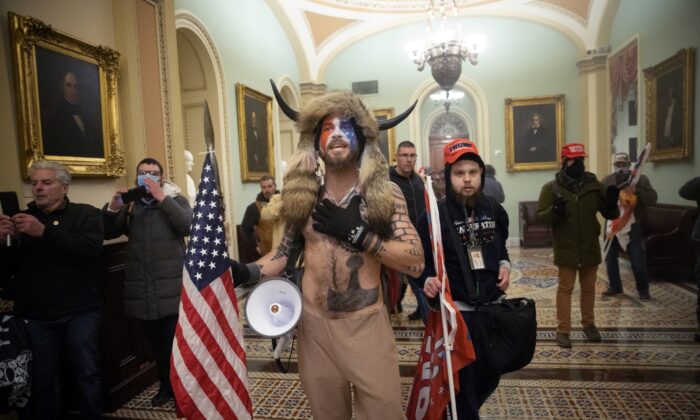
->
[[240, 191, 277, 246], [0, 199, 104, 321], [417, 195, 510, 304], [102, 194, 192, 320], [389, 167, 425, 227]]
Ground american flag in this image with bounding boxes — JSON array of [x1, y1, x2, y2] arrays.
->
[[171, 154, 253, 419]]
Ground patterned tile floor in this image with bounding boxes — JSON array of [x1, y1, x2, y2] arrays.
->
[[106, 247, 700, 419]]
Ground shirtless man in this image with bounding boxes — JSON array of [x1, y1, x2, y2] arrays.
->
[[233, 86, 422, 418]]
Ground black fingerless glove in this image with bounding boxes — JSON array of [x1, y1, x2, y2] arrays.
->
[[312, 195, 370, 250], [229, 259, 261, 287], [604, 186, 620, 209], [552, 196, 568, 218]]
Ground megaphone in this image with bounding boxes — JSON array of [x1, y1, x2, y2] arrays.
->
[[245, 277, 302, 338]]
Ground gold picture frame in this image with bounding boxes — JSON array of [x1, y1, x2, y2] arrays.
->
[[236, 83, 274, 181], [373, 108, 396, 163], [505, 95, 564, 172], [8, 12, 125, 177], [643, 48, 695, 161]]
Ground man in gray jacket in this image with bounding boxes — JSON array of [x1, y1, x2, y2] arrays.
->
[[601, 153, 657, 300], [103, 157, 192, 406], [483, 164, 505, 204]]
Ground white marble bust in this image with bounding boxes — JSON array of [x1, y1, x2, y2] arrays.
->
[[184, 150, 196, 206]]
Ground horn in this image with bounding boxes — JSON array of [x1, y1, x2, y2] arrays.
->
[[377, 100, 418, 131], [270, 79, 299, 122]]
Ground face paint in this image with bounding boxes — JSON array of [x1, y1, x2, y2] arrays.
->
[[319, 115, 358, 155]]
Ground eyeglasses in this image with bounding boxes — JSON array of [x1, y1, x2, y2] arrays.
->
[[397, 153, 417, 159], [137, 170, 161, 176]]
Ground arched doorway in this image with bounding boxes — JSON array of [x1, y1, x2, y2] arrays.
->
[[427, 111, 470, 173], [271, 77, 301, 181], [175, 11, 236, 253]]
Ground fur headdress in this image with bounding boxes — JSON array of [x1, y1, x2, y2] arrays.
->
[[271, 80, 416, 239]]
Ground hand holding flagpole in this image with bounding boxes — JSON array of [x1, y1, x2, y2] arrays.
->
[[602, 143, 651, 258], [425, 175, 459, 420]]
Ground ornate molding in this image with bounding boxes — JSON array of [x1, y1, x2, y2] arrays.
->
[[577, 53, 608, 74], [151, 0, 176, 180]]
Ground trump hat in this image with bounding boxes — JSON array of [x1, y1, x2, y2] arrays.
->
[[444, 138, 483, 167], [561, 143, 587, 159]]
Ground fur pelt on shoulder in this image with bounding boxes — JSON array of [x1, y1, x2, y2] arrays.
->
[[281, 91, 393, 239]]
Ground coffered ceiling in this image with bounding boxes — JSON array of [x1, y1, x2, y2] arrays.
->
[[267, 0, 620, 80]]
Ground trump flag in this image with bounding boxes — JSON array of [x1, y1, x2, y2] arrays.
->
[[171, 154, 253, 419]]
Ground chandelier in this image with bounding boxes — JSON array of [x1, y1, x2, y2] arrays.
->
[[405, 0, 483, 92], [430, 90, 464, 113]]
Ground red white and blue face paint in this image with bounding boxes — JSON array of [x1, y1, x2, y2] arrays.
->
[[319, 114, 359, 156]]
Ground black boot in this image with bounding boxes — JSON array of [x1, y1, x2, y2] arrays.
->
[[408, 310, 422, 321]]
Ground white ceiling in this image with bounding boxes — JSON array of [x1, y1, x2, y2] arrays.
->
[[266, 0, 619, 80]]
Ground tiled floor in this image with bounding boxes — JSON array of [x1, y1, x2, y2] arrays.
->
[[106, 246, 700, 419]]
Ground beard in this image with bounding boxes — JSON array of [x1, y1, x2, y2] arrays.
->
[[450, 187, 482, 209], [322, 147, 359, 173]]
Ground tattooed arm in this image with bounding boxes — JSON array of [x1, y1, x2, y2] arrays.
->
[[254, 227, 296, 278], [231, 228, 293, 286], [361, 183, 425, 277]]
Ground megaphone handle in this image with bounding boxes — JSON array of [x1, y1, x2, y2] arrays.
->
[[271, 335, 296, 374]]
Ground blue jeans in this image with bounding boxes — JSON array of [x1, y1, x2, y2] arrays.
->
[[605, 223, 649, 294], [22, 310, 103, 420], [407, 276, 429, 325]]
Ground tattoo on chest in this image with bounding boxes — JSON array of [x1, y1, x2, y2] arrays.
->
[[326, 255, 378, 312]]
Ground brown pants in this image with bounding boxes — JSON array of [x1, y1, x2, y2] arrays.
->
[[556, 265, 598, 333], [297, 305, 405, 420]]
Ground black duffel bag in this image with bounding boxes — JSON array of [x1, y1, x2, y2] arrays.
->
[[472, 297, 537, 375]]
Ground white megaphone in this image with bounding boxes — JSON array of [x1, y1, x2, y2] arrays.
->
[[245, 277, 302, 338]]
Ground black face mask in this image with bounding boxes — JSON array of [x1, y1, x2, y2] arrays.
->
[[565, 159, 585, 178], [615, 166, 630, 176]]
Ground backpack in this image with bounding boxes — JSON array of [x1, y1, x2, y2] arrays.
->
[[0, 314, 32, 413]]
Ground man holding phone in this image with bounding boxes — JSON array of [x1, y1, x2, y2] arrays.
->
[[0, 161, 104, 419], [102, 157, 192, 406]]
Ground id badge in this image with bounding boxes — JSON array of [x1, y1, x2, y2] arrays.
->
[[467, 245, 485, 270]]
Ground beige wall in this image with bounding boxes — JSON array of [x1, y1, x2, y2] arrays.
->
[[0, 0, 184, 209]]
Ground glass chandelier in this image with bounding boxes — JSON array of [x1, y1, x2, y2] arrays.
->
[[405, 0, 483, 92]]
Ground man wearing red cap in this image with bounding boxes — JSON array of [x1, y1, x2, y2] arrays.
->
[[536, 143, 620, 348], [419, 138, 511, 418]]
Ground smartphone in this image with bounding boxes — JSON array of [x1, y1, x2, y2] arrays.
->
[[0, 191, 21, 216], [120, 186, 151, 204]]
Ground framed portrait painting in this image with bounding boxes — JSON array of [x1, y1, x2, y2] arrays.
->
[[373, 108, 396, 163], [8, 12, 125, 177], [643, 48, 695, 161], [505, 95, 564, 172], [236, 83, 274, 181]]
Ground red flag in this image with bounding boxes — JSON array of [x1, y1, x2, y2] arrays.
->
[[406, 176, 476, 420], [171, 154, 253, 419], [406, 287, 475, 420], [384, 267, 404, 312]]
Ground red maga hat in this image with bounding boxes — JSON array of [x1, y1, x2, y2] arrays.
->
[[444, 138, 481, 165], [561, 143, 587, 159]]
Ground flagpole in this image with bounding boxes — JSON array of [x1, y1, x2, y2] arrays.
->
[[426, 176, 459, 419], [602, 142, 651, 260]]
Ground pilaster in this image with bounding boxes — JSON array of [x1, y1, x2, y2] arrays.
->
[[577, 53, 609, 177]]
